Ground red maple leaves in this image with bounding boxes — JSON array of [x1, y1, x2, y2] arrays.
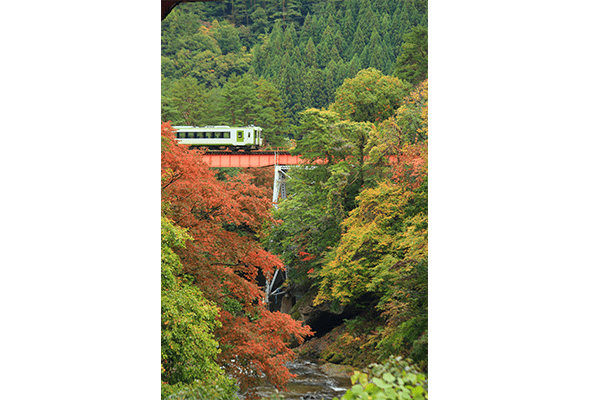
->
[[161, 122, 312, 394]]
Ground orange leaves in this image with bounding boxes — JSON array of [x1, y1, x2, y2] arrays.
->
[[298, 250, 316, 262], [161, 121, 313, 394]]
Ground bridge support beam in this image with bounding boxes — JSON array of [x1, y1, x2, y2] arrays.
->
[[272, 165, 291, 207]]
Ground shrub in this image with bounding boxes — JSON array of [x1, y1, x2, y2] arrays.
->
[[335, 356, 427, 400]]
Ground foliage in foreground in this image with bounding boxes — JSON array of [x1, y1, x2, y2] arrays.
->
[[161, 216, 237, 399], [337, 356, 428, 400], [162, 378, 238, 400]]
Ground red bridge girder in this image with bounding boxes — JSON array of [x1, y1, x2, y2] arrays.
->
[[202, 152, 306, 168], [201, 152, 399, 168]]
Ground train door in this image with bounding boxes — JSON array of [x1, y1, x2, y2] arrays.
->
[[237, 130, 244, 144], [255, 128, 261, 146]]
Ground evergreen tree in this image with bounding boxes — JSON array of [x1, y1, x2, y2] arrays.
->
[[393, 25, 428, 86], [278, 61, 304, 122], [210, 19, 242, 55], [230, 0, 248, 26], [324, 60, 338, 105], [341, 8, 356, 44], [221, 74, 258, 125], [254, 77, 292, 145], [251, 6, 270, 36], [161, 77, 206, 126], [391, 3, 411, 60], [326, 14, 336, 28], [366, 29, 386, 72], [347, 53, 362, 79], [317, 25, 335, 68], [357, 0, 379, 37], [299, 13, 313, 46], [303, 67, 326, 109], [283, 22, 297, 52], [332, 29, 346, 61], [251, 33, 271, 75], [312, 14, 325, 45], [270, 0, 302, 23], [304, 37, 318, 69], [330, 43, 343, 64], [348, 24, 367, 61]]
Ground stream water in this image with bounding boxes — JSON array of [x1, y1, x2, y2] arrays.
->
[[241, 358, 352, 400]]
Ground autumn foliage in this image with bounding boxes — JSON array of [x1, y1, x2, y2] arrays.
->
[[161, 122, 312, 396]]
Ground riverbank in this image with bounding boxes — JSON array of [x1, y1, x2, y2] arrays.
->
[[243, 357, 352, 400]]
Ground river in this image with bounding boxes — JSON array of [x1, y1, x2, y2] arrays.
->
[[240, 358, 352, 400]]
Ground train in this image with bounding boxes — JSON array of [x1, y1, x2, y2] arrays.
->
[[172, 125, 263, 151]]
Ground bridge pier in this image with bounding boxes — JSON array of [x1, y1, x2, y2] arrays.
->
[[272, 165, 291, 207]]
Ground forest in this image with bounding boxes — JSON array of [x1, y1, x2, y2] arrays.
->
[[161, 1, 428, 399]]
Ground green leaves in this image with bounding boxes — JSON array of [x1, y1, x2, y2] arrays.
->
[[393, 26, 428, 86], [332, 68, 411, 123], [337, 357, 428, 400], [161, 218, 228, 388]]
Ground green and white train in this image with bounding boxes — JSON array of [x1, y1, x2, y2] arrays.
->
[[173, 125, 263, 151]]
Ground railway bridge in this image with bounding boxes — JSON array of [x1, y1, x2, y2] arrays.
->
[[202, 150, 323, 206]]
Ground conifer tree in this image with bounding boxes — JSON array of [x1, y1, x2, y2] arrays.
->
[[341, 8, 356, 43], [366, 29, 385, 72], [251, 6, 270, 36], [161, 77, 205, 126], [318, 25, 335, 68], [312, 14, 325, 45], [324, 60, 338, 105], [330, 43, 343, 64], [270, 0, 302, 23], [299, 13, 313, 46], [347, 53, 362, 79], [332, 29, 346, 61], [357, 0, 379, 37], [278, 61, 304, 122], [348, 24, 367, 61], [391, 4, 411, 59], [282, 23, 296, 52], [304, 37, 318, 69], [393, 25, 428, 86], [254, 77, 291, 145], [302, 67, 322, 109]]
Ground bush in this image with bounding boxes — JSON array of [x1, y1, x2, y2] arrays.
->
[[162, 376, 238, 400], [335, 356, 427, 400]]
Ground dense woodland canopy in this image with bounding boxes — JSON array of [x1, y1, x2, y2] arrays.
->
[[161, 1, 428, 399], [162, 0, 427, 144]]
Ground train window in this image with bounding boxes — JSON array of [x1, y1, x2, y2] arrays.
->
[[238, 131, 243, 138], [247, 131, 251, 138], [187, 132, 194, 139], [223, 132, 230, 138]]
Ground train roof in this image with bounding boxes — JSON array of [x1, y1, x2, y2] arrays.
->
[[172, 125, 262, 130]]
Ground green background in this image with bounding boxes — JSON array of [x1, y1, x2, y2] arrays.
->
[[0, 0, 589, 400]]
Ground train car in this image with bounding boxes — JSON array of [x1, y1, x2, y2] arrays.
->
[[172, 125, 263, 151]]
